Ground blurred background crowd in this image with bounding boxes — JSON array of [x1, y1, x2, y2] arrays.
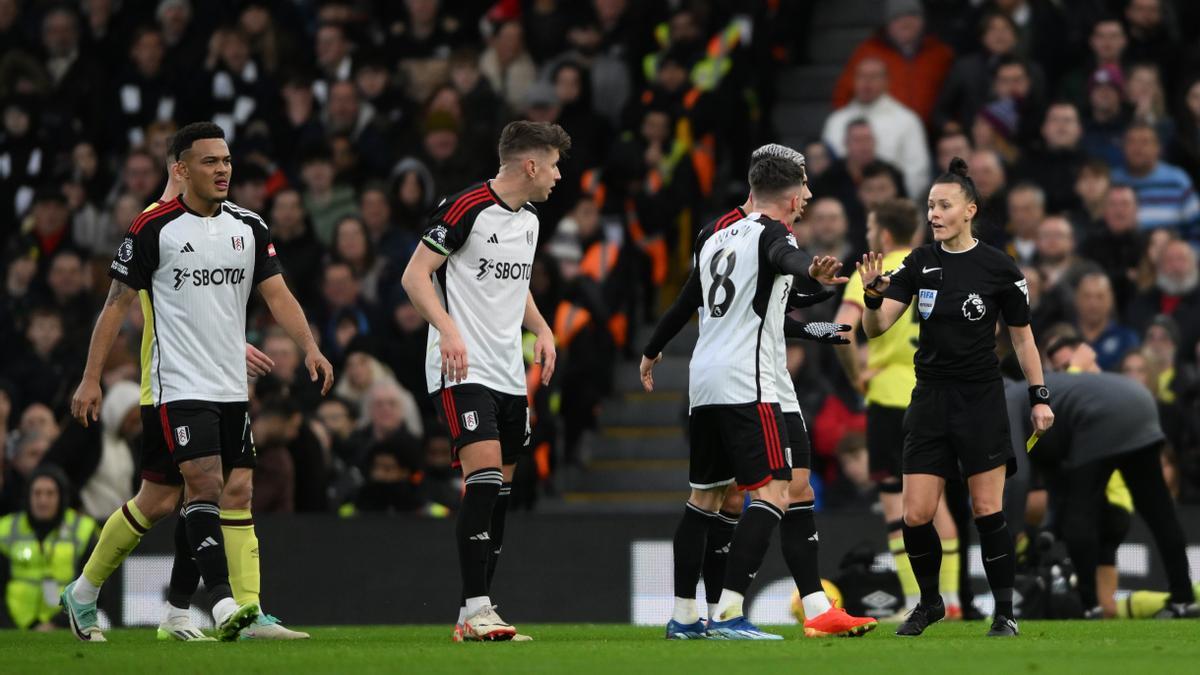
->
[[2, 0, 1200, 530]]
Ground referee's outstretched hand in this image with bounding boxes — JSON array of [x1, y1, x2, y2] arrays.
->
[[306, 350, 335, 395], [640, 353, 662, 392], [71, 379, 102, 428], [857, 252, 890, 295]]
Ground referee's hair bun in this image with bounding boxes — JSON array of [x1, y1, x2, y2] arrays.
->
[[948, 157, 970, 177]]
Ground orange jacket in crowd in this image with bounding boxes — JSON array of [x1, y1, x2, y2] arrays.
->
[[832, 32, 954, 123]]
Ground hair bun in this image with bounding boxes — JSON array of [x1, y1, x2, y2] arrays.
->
[[948, 156, 970, 177]]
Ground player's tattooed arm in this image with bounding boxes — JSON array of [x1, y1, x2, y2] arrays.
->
[[72, 279, 139, 427]]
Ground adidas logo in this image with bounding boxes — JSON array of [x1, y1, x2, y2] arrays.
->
[[180, 242, 195, 253], [487, 233, 500, 244], [196, 536, 219, 551], [714, 544, 731, 555], [469, 532, 491, 541]]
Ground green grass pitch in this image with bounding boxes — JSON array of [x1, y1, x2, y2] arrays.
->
[[2, 622, 1197, 674]]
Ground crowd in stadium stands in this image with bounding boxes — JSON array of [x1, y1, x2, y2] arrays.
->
[[1, 0, 1200, 521]]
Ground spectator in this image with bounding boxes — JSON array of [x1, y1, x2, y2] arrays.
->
[[3, 430, 53, 518], [935, 11, 1034, 133], [978, 0, 1068, 85], [36, 249, 92, 356], [229, 162, 268, 215], [0, 99, 48, 223], [157, 0, 204, 74], [831, 0, 953, 123], [806, 198, 853, 266], [1081, 64, 1133, 168], [276, 72, 327, 174], [113, 148, 161, 208], [933, 129, 973, 177], [1003, 182, 1045, 265], [41, 380, 140, 519], [1126, 240, 1200, 358], [324, 79, 392, 178], [260, 328, 323, 412], [347, 380, 423, 471], [812, 120, 904, 244], [268, 188, 323, 310], [447, 49, 505, 169], [1122, 0, 1180, 85], [347, 436, 432, 515], [479, 19, 537, 114], [1014, 102, 1087, 213], [109, 27, 176, 151], [201, 27, 273, 145], [1074, 271, 1140, 371], [330, 216, 386, 304], [317, 261, 373, 361], [1126, 62, 1174, 147], [1171, 77, 1200, 186], [38, 6, 104, 145], [803, 140, 833, 184], [1036, 214, 1095, 325], [1081, 184, 1144, 312], [1111, 122, 1200, 234], [299, 144, 357, 246], [335, 340, 422, 440], [313, 22, 354, 105], [249, 397, 297, 513], [1061, 17, 1127, 106], [968, 149, 1009, 244], [1068, 158, 1112, 235], [389, 0, 463, 102], [0, 465, 95, 631], [6, 307, 76, 414], [822, 57, 930, 198]]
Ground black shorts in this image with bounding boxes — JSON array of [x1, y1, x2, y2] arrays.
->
[[901, 380, 1015, 480], [432, 384, 530, 468], [783, 411, 811, 471], [688, 403, 792, 491], [867, 403, 906, 482], [140, 401, 256, 485]]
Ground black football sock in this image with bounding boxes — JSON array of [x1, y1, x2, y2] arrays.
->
[[182, 500, 232, 605], [673, 502, 714, 602], [167, 510, 201, 610], [781, 501, 823, 597], [976, 512, 1016, 617], [458, 468, 502, 602], [703, 510, 738, 607], [723, 500, 783, 596], [485, 482, 511, 592], [903, 520, 943, 606]]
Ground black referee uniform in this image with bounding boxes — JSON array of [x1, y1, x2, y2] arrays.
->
[[878, 238, 1032, 635], [884, 241, 1030, 479]]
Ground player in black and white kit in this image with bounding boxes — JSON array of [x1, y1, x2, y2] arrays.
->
[[641, 154, 871, 640], [64, 123, 333, 642], [641, 145, 875, 639], [858, 158, 1054, 638], [402, 121, 570, 642]]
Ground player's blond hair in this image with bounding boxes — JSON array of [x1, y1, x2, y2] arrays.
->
[[751, 143, 806, 170]]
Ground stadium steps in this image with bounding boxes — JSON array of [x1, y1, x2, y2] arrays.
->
[[771, 0, 882, 147]]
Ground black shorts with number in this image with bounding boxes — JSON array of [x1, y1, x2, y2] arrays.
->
[[783, 411, 811, 471], [867, 403, 906, 481], [432, 384, 530, 468], [139, 401, 256, 485], [902, 380, 1015, 480], [689, 402, 792, 491]]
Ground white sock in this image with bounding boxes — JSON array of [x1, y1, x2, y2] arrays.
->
[[713, 590, 744, 621], [943, 591, 960, 606], [707, 603, 718, 620], [212, 597, 239, 625], [165, 601, 190, 622], [464, 595, 491, 617], [456, 606, 467, 625], [672, 597, 699, 624], [801, 591, 833, 620], [72, 576, 100, 605]]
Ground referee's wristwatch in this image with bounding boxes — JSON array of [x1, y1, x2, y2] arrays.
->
[[1028, 385, 1051, 407]]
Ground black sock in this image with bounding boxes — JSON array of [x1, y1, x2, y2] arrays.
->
[[182, 500, 232, 605], [976, 511, 1015, 617], [673, 502, 714, 601], [703, 510, 738, 606], [485, 482, 511, 592], [903, 520, 943, 606], [781, 501, 822, 597], [167, 510, 201, 610], [723, 500, 783, 596], [458, 468, 502, 601]]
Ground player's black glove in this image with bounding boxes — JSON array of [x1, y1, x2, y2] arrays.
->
[[787, 288, 837, 309], [794, 321, 852, 345]]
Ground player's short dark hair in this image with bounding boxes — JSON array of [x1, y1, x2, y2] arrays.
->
[[748, 154, 806, 199], [1124, 119, 1160, 142], [498, 121, 571, 163], [169, 122, 226, 161], [992, 54, 1029, 77], [1080, 157, 1111, 178], [860, 160, 897, 184], [932, 156, 978, 204], [871, 198, 919, 245]]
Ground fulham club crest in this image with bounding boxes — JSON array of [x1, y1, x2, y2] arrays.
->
[[231, 235, 244, 251], [462, 411, 479, 431], [175, 426, 191, 447]]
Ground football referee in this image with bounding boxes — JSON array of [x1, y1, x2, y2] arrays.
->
[[858, 158, 1054, 638]]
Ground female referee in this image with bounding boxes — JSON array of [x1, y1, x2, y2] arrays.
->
[[857, 158, 1054, 638]]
